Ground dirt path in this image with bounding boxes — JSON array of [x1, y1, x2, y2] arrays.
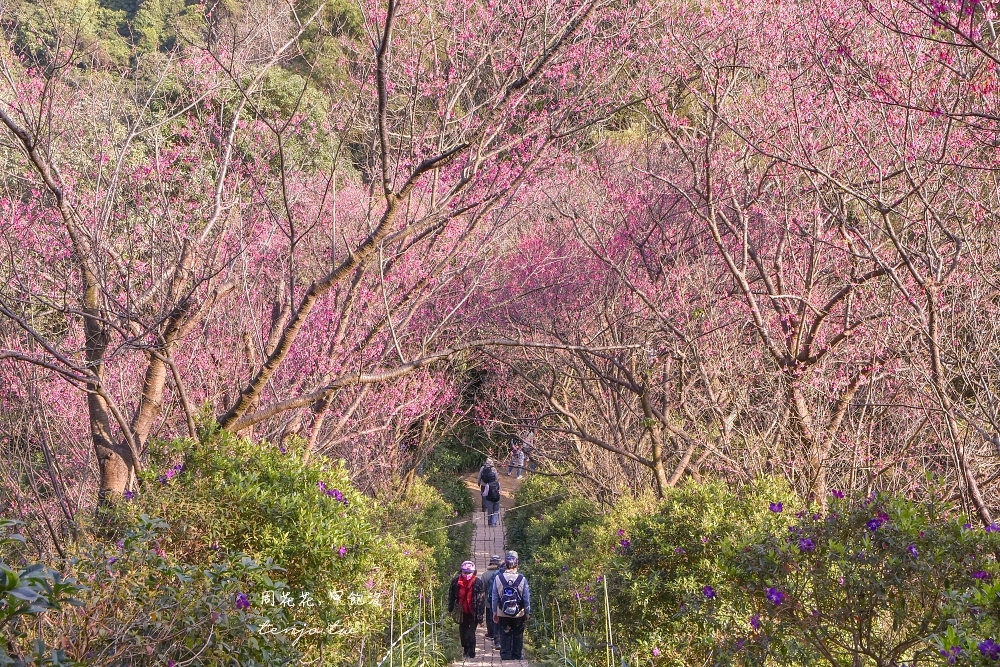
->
[[450, 470, 532, 667]]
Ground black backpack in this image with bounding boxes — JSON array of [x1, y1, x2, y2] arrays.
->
[[481, 467, 497, 484], [486, 480, 501, 502]]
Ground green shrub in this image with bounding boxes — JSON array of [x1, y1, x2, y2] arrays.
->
[[61, 515, 299, 666], [426, 473, 475, 518], [1, 519, 84, 667], [508, 479, 1000, 667], [127, 432, 446, 664], [722, 495, 999, 667], [423, 436, 484, 475]]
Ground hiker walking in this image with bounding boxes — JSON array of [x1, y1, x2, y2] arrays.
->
[[507, 443, 525, 479], [448, 561, 485, 659], [492, 550, 530, 660], [482, 554, 502, 649], [477, 457, 496, 487], [478, 457, 502, 526], [520, 427, 538, 472]]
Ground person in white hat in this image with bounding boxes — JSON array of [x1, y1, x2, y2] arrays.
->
[[492, 551, 530, 660]]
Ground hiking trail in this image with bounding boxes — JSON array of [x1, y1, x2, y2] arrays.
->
[[452, 471, 534, 667]]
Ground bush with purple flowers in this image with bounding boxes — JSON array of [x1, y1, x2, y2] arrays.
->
[[505, 475, 1000, 667], [726, 493, 1000, 667], [6, 513, 303, 666]]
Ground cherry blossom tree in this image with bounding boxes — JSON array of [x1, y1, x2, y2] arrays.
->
[[0, 0, 645, 502]]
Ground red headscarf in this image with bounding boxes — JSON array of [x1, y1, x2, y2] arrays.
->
[[458, 572, 475, 614]]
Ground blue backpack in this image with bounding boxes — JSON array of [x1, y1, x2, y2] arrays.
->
[[496, 573, 525, 617]]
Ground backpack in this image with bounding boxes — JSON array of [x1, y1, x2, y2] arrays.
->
[[481, 467, 497, 484], [486, 480, 501, 502], [496, 572, 525, 617]]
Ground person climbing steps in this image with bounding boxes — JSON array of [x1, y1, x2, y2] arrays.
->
[[449, 560, 485, 659]]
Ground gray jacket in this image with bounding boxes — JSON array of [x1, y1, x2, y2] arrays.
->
[[483, 567, 500, 604]]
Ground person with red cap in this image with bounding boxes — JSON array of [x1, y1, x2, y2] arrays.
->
[[448, 560, 485, 658]]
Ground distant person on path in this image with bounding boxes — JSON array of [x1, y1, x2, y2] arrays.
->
[[507, 444, 525, 479], [483, 554, 502, 647], [477, 457, 497, 487], [520, 427, 538, 472], [492, 550, 530, 660], [448, 561, 485, 659], [478, 458, 501, 526]]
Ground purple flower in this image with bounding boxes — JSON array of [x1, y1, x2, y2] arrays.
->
[[322, 487, 348, 506], [866, 513, 888, 531], [940, 646, 962, 665], [620, 539, 631, 549], [798, 538, 815, 553], [108, 556, 117, 564], [338, 546, 347, 558], [979, 639, 1000, 660], [617, 529, 625, 537], [279, 445, 287, 454], [561, 566, 567, 571], [769, 502, 783, 513], [158, 475, 168, 485], [750, 614, 761, 631], [907, 544, 918, 558], [652, 648, 661, 657], [988, 523, 1000, 533], [116, 539, 125, 550], [123, 490, 135, 501], [235, 592, 250, 610], [830, 489, 845, 499], [703, 585, 716, 599], [674, 547, 686, 554], [318, 481, 327, 491], [963, 523, 973, 530], [766, 587, 785, 605], [972, 570, 992, 580]]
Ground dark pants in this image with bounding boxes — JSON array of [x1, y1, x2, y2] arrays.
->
[[497, 616, 525, 660], [460, 612, 478, 656], [485, 600, 495, 639], [483, 499, 500, 526]]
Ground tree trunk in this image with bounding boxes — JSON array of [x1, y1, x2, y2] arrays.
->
[[83, 279, 134, 499]]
